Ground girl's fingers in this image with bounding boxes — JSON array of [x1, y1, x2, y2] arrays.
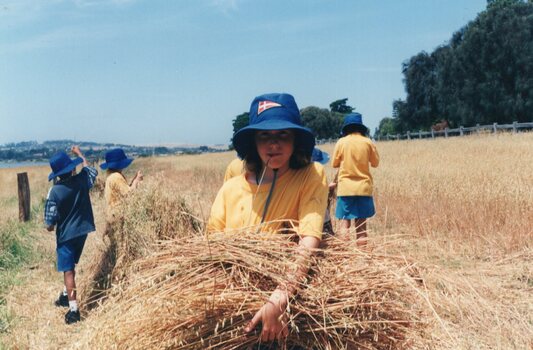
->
[[244, 309, 261, 333]]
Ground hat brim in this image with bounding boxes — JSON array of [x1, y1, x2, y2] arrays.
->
[[233, 120, 315, 159], [100, 158, 133, 170], [314, 152, 330, 165], [48, 157, 83, 181], [341, 122, 369, 136]]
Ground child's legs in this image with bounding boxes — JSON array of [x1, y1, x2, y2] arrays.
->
[[335, 197, 352, 235], [57, 235, 88, 300], [339, 219, 351, 234], [354, 219, 368, 244], [64, 270, 76, 301]]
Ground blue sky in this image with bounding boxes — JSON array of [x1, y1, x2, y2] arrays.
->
[[0, 0, 487, 146]]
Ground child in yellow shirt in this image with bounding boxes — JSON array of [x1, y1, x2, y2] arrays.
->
[[100, 148, 143, 223], [331, 113, 379, 244], [208, 93, 328, 343], [223, 158, 244, 182]]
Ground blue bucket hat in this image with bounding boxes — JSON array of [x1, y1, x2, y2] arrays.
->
[[232, 93, 315, 159], [100, 148, 133, 170], [311, 148, 330, 165], [48, 151, 83, 181], [341, 112, 368, 136]]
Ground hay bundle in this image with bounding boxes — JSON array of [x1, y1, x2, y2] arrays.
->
[[79, 177, 202, 309], [78, 232, 428, 349]]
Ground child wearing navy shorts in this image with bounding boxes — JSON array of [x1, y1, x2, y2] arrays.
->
[[44, 146, 97, 324]]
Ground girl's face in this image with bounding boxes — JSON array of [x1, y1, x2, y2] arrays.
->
[[255, 129, 295, 170]]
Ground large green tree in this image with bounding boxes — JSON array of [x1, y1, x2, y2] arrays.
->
[[300, 107, 344, 139], [392, 0, 533, 131], [374, 117, 398, 139], [229, 112, 249, 147], [231, 112, 249, 135], [329, 98, 354, 114]]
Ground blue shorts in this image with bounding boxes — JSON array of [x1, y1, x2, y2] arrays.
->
[[56, 235, 88, 272], [335, 196, 375, 220]]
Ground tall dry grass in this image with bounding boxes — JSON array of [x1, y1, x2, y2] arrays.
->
[[76, 133, 532, 349], [1, 133, 532, 349], [0, 165, 50, 225], [372, 133, 532, 255], [368, 132, 533, 349], [79, 174, 202, 309]]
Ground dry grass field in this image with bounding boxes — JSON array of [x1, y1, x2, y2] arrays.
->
[[0, 132, 532, 349]]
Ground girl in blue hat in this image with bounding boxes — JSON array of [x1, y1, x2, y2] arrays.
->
[[208, 93, 328, 343], [100, 148, 143, 222], [331, 113, 379, 245]]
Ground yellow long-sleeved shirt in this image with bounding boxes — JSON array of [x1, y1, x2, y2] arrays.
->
[[208, 163, 328, 239], [223, 158, 244, 182], [104, 171, 130, 221], [332, 133, 379, 196]]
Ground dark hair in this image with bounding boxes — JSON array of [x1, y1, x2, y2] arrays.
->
[[342, 124, 369, 137], [58, 172, 72, 181], [244, 130, 311, 173]]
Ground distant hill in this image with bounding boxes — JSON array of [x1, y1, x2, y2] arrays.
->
[[0, 140, 229, 162]]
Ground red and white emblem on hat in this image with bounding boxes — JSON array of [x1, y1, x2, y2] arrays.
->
[[258, 100, 281, 115]]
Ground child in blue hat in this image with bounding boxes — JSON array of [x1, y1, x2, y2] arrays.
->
[[44, 146, 98, 324], [331, 113, 379, 245], [100, 148, 143, 223], [208, 93, 328, 343]]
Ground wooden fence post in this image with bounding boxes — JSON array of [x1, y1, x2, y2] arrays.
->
[[418, 130, 422, 139], [493, 122, 498, 133], [406, 131, 411, 140], [460, 126, 464, 136], [512, 121, 518, 133], [444, 128, 449, 138], [431, 129, 435, 138], [476, 123, 481, 134], [17, 172, 31, 222]]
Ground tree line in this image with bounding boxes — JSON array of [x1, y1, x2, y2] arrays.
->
[[375, 0, 533, 138]]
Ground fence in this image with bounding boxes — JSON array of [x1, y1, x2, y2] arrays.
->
[[377, 121, 533, 141], [316, 121, 533, 144]]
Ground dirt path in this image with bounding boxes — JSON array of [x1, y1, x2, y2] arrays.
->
[[1, 199, 107, 349]]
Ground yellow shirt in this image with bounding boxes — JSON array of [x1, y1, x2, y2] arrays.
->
[[332, 133, 379, 196], [223, 158, 244, 182], [208, 163, 328, 239], [104, 171, 130, 221]]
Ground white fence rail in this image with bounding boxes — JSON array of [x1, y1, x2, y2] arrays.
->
[[315, 121, 533, 144], [378, 121, 533, 141]]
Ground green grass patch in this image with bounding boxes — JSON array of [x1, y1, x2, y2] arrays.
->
[[0, 220, 34, 271], [0, 202, 43, 335]]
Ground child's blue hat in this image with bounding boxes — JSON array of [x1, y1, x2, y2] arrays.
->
[[232, 93, 315, 159], [341, 112, 368, 136], [311, 148, 330, 165], [100, 148, 133, 170], [48, 151, 83, 181]]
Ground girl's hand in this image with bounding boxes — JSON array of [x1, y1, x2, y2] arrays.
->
[[130, 170, 144, 189], [244, 291, 289, 342], [328, 182, 337, 190]]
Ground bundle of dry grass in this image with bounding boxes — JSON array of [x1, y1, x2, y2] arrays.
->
[[79, 176, 202, 309], [78, 232, 429, 349]]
